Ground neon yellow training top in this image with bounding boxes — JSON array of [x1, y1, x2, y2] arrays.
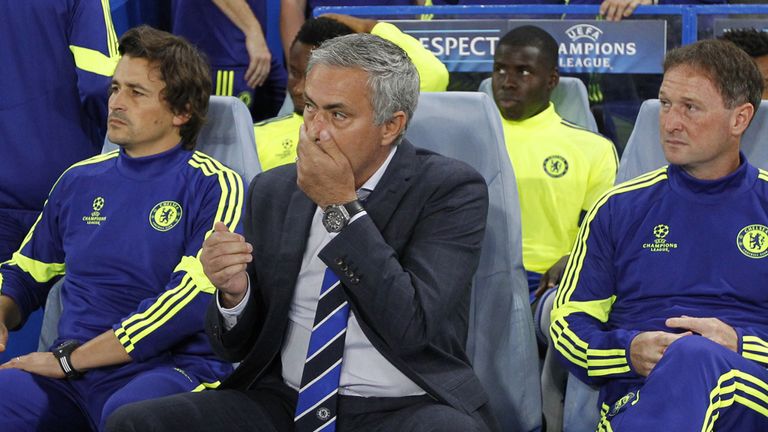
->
[[501, 103, 618, 274], [254, 22, 449, 172]]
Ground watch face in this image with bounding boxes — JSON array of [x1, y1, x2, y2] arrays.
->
[[323, 208, 346, 233]]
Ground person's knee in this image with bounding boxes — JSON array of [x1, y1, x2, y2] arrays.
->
[[663, 335, 724, 363], [651, 335, 733, 379], [104, 403, 153, 432], [0, 369, 41, 408], [101, 392, 131, 429]]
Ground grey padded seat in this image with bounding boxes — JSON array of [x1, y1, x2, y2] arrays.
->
[[39, 96, 261, 351], [407, 91, 541, 432], [478, 76, 599, 133], [481, 74, 599, 432]]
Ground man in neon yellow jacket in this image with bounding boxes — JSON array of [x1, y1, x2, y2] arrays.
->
[[255, 14, 448, 171]]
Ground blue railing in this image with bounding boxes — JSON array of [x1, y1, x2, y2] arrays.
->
[[315, 4, 768, 45]]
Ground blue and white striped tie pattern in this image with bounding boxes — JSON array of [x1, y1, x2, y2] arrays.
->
[[294, 267, 349, 432]]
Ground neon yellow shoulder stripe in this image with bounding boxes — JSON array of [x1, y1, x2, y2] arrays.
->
[[100, 0, 119, 58], [189, 152, 245, 234], [69, 46, 119, 76], [6, 253, 65, 284], [556, 167, 669, 308], [0, 152, 119, 292], [70, 0, 119, 76], [14, 152, 119, 258]]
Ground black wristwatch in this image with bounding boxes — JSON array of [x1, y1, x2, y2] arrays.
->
[[52, 339, 84, 380], [322, 200, 365, 233]]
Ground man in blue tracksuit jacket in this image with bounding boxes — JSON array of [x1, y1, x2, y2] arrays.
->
[[0, 26, 240, 432], [552, 39, 768, 431]]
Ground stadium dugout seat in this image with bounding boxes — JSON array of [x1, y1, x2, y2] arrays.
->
[[407, 91, 542, 432], [38, 96, 260, 351], [617, 98, 768, 183], [478, 76, 599, 133]]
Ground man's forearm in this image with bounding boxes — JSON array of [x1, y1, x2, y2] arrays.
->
[[69, 329, 132, 372], [0, 295, 21, 330], [212, 0, 264, 38], [281, 0, 306, 61]]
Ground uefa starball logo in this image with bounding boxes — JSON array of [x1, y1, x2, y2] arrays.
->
[[565, 24, 604, 42], [559, 24, 637, 70], [83, 196, 107, 226], [642, 224, 678, 253]]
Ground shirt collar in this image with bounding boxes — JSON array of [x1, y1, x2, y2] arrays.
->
[[500, 102, 558, 129], [667, 152, 757, 202], [357, 145, 398, 199]]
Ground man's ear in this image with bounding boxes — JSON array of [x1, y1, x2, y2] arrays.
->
[[548, 67, 560, 92], [172, 112, 192, 127], [173, 103, 193, 127], [731, 102, 754, 137], [380, 111, 407, 147]]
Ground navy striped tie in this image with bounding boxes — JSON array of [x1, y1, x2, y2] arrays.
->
[[294, 267, 349, 431]]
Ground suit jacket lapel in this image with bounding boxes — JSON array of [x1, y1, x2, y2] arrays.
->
[[271, 187, 315, 307], [365, 141, 418, 230]]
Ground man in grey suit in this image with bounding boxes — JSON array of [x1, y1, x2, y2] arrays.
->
[[107, 33, 498, 431]]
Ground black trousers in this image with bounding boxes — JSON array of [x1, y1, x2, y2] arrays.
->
[[106, 372, 489, 432]]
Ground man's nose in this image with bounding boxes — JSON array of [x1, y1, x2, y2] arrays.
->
[[306, 111, 327, 139], [109, 89, 125, 111], [661, 106, 683, 133], [500, 73, 517, 89]]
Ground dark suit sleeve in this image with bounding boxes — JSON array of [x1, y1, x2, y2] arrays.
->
[[319, 162, 489, 352], [206, 176, 265, 363], [205, 275, 262, 362]]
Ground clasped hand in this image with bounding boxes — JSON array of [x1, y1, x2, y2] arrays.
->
[[630, 316, 737, 377]]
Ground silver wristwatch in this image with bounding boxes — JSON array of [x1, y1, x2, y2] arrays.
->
[[322, 200, 365, 233]]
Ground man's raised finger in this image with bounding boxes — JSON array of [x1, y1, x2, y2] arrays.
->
[[205, 223, 245, 246]]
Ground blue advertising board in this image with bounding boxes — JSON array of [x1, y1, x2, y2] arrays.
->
[[391, 19, 667, 74]]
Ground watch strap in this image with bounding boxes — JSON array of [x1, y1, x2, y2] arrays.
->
[[52, 340, 84, 379], [342, 199, 365, 219]]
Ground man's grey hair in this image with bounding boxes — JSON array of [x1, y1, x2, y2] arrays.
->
[[307, 33, 420, 133]]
